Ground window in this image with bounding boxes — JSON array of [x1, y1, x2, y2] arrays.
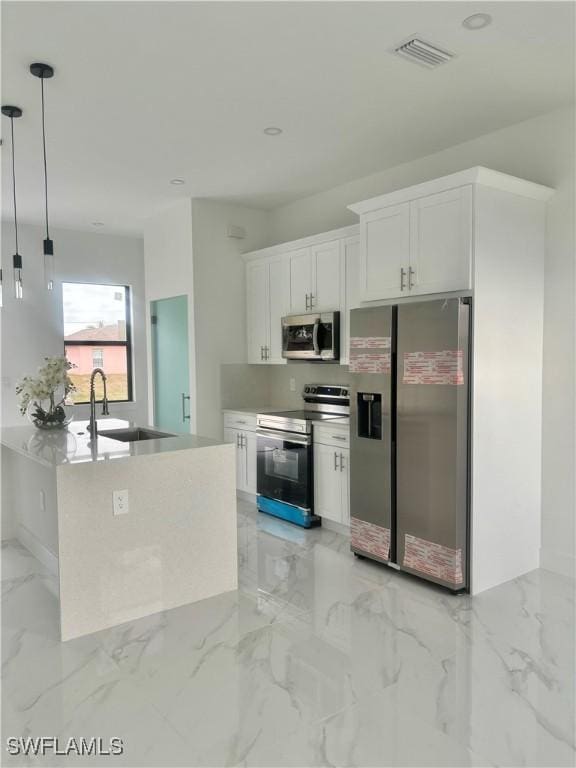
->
[[63, 283, 133, 404]]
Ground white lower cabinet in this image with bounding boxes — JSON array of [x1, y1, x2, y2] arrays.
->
[[224, 425, 257, 496], [314, 438, 350, 526]]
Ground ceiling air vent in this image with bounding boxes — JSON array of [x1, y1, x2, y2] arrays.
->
[[394, 37, 454, 68]]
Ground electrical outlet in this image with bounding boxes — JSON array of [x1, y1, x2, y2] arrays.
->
[[113, 489, 129, 516], [289, 378, 296, 392]]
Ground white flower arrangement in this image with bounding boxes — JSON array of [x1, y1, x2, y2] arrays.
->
[[16, 356, 76, 428]]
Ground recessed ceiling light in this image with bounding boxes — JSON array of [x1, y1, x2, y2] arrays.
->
[[170, 178, 185, 185], [92, 222, 105, 227], [462, 13, 492, 30], [263, 127, 283, 136]]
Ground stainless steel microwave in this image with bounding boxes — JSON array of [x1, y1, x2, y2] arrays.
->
[[281, 312, 340, 361]]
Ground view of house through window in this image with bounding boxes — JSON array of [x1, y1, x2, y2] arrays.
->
[[63, 282, 132, 403]]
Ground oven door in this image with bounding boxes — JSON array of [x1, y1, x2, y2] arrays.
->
[[281, 313, 339, 360], [257, 429, 312, 510]]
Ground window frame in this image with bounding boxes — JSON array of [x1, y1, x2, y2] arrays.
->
[[63, 282, 134, 405]]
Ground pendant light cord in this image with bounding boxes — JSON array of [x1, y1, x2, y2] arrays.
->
[[41, 77, 50, 240], [10, 116, 19, 254]]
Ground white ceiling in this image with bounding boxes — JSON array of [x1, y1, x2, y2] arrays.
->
[[2, 1, 574, 235]]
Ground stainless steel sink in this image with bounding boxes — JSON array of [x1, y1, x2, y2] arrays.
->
[[99, 427, 176, 442]]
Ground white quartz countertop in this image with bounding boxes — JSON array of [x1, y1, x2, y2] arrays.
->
[[1, 418, 226, 469]]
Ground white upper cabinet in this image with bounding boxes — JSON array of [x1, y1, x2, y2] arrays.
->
[[246, 258, 289, 364], [360, 203, 411, 302], [267, 258, 291, 363], [289, 240, 342, 313], [246, 261, 269, 364], [357, 190, 471, 302], [409, 186, 472, 296], [311, 240, 341, 311], [289, 248, 313, 313], [348, 170, 494, 302]]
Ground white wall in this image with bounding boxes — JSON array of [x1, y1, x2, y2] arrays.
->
[[267, 106, 575, 578], [143, 199, 197, 430], [0, 223, 147, 427], [191, 200, 269, 439], [144, 199, 269, 441]]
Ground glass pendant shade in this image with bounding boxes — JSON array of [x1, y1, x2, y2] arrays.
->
[[44, 238, 55, 291], [13, 255, 23, 300]]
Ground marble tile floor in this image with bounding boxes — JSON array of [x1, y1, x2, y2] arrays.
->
[[2, 499, 575, 767]]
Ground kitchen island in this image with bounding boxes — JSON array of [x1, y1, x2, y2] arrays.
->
[[1, 419, 237, 640]]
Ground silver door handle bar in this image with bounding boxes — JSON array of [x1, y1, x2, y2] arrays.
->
[[181, 393, 191, 422], [334, 451, 340, 471], [400, 267, 406, 291], [312, 318, 320, 356], [256, 428, 312, 446], [409, 267, 415, 290]]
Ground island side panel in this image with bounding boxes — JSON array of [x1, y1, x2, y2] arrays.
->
[[2, 445, 59, 574], [56, 443, 237, 641]]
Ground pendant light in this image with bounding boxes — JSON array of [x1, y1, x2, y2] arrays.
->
[[1, 105, 24, 300], [30, 62, 55, 291]]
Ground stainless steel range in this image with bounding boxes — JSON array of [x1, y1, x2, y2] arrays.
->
[[256, 384, 350, 528]]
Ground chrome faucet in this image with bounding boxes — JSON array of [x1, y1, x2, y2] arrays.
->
[[88, 368, 110, 438]]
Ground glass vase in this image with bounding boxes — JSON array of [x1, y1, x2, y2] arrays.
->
[[27, 400, 73, 431]]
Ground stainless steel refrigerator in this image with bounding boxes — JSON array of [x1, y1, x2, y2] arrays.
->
[[349, 298, 471, 591]]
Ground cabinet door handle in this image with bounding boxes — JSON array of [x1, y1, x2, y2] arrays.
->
[[309, 293, 315, 308], [236, 434, 240, 447], [334, 451, 340, 471], [305, 293, 309, 311], [265, 346, 269, 360], [400, 267, 406, 292], [408, 267, 415, 290], [181, 393, 191, 422], [340, 452, 345, 472], [241, 434, 246, 448], [331, 434, 347, 441]]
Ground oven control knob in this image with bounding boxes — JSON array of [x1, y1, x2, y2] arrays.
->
[[342, 389, 348, 397], [310, 387, 317, 394], [304, 386, 310, 393]]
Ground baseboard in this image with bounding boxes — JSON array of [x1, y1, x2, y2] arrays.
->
[[539, 547, 575, 579], [321, 518, 350, 536], [236, 490, 257, 503], [17, 524, 59, 578]]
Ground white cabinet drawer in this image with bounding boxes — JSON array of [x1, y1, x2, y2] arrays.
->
[[314, 424, 350, 448], [223, 412, 257, 432]]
